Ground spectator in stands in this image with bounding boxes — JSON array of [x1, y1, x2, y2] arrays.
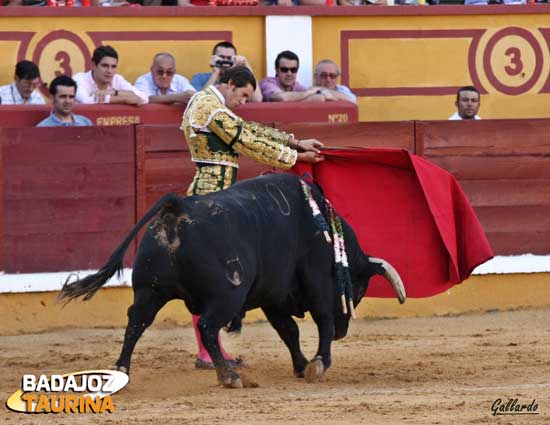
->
[[262, 0, 298, 4], [3, 0, 45, 4], [338, 0, 438, 4], [260, 50, 325, 102], [191, 41, 262, 102], [0, 60, 46, 105], [135, 53, 195, 104], [464, 0, 526, 4], [313, 59, 357, 104], [36, 76, 92, 127], [98, 0, 145, 5], [449, 86, 481, 120], [73, 45, 148, 105], [153, 0, 198, 4], [263, 0, 323, 3], [338, 0, 383, 4]]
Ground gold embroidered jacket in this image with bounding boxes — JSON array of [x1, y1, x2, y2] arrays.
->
[[181, 86, 297, 195]]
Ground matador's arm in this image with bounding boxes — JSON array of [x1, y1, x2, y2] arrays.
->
[[207, 108, 297, 169]]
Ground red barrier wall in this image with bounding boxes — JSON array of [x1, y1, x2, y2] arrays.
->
[[0, 102, 357, 128], [1, 118, 549, 278], [0, 126, 136, 273], [136, 125, 280, 218], [416, 119, 550, 255]]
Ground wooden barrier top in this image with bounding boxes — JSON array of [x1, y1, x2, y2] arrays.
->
[[0, 101, 357, 127], [235, 101, 357, 124], [1, 5, 550, 17]]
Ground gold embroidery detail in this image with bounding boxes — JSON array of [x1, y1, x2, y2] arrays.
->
[[181, 87, 298, 190], [187, 165, 236, 196], [247, 121, 292, 146]]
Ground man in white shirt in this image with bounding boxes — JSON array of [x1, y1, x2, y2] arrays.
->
[[449, 86, 481, 120], [73, 45, 148, 105], [134, 53, 195, 104], [0, 60, 46, 105]]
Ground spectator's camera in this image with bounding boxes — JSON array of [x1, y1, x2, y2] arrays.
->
[[215, 58, 234, 68]]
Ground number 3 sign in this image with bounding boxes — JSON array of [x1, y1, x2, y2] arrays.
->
[[31, 30, 91, 95], [482, 27, 544, 96]]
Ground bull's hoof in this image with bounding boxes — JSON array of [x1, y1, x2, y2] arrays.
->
[[240, 375, 259, 388], [293, 358, 308, 378], [113, 365, 128, 374], [222, 377, 243, 389], [294, 370, 305, 378], [304, 357, 325, 383]]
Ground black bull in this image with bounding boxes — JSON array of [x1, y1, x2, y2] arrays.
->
[[60, 173, 405, 388]]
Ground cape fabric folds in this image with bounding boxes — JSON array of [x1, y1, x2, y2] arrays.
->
[[293, 148, 493, 298]]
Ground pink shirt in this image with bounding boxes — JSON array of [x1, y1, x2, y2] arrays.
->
[[73, 71, 149, 104], [259, 76, 307, 102]]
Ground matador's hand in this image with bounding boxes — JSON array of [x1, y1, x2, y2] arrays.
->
[[297, 151, 324, 164], [297, 139, 323, 154]]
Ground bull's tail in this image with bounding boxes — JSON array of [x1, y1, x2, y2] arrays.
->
[[58, 193, 182, 303]]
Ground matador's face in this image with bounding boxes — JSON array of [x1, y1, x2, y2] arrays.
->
[[225, 82, 254, 109]]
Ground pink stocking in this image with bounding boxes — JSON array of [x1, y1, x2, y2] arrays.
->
[[192, 314, 233, 362]]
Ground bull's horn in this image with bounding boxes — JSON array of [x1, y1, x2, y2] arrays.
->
[[369, 257, 406, 304]]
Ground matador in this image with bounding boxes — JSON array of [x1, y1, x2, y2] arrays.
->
[[180, 65, 323, 369]]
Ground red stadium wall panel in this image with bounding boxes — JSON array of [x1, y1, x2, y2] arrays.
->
[[135, 125, 278, 219], [416, 119, 550, 256], [1, 118, 549, 275], [0, 126, 136, 273], [276, 122, 415, 151]]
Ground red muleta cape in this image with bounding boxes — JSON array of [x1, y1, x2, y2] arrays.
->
[[293, 148, 493, 298]]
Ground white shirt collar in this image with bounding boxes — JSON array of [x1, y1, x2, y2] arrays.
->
[[7, 82, 45, 105], [449, 111, 480, 120], [86, 70, 112, 91], [208, 85, 225, 105]]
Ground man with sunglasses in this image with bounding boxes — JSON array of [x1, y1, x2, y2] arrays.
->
[[313, 60, 357, 104], [0, 60, 46, 105], [135, 53, 195, 104], [260, 50, 325, 103]]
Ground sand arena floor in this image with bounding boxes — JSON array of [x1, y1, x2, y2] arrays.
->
[[1, 308, 549, 425]]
